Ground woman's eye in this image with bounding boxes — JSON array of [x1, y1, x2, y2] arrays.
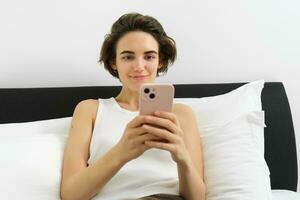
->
[[122, 55, 133, 60], [145, 55, 156, 60]]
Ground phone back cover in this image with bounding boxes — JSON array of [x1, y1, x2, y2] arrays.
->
[[139, 84, 174, 115]]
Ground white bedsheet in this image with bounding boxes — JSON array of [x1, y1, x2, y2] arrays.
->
[[272, 190, 300, 200]]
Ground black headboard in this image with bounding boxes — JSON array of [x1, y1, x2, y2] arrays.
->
[[0, 82, 297, 191]]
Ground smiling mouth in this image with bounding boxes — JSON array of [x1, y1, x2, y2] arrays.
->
[[130, 75, 148, 80]]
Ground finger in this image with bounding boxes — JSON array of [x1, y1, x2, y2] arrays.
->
[[141, 144, 152, 152], [153, 111, 180, 126], [127, 115, 147, 128], [143, 124, 178, 143], [144, 140, 175, 152], [144, 115, 178, 134], [136, 133, 164, 144], [128, 126, 148, 138]]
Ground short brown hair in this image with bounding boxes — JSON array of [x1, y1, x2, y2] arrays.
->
[[98, 12, 177, 78]]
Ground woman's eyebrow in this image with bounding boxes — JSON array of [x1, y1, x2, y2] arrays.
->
[[120, 50, 158, 55], [144, 50, 158, 54], [120, 50, 134, 55]]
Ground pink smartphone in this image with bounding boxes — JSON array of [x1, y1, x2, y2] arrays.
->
[[139, 83, 175, 116]]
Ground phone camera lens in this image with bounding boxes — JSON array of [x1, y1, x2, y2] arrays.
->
[[144, 88, 150, 93], [149, 93, 155, 99]]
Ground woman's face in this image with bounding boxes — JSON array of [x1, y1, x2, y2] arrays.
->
[[112, 31, 161, 92]]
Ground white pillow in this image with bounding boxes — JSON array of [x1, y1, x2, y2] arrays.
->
[[174, 79, 265, 154], [202, 111, 271, 200], [0, 117, 71, 200], [175, 80, 272, 200], [272, 190, 300, 200]]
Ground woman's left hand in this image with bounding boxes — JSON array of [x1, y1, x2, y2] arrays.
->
[[142, 110, 191, 164]]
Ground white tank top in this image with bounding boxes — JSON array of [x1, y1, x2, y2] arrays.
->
[[87, 97, 179, 200]]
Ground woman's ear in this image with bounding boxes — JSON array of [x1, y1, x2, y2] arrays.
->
[[110, 61, 117, 70], [158, 63, 163, 69]]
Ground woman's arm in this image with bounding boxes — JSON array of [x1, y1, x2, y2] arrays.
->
[[61, 100, 159, 200], [143, 104, 206, 200], [60, 100, 126, 200], [176, 105, 206, 200], [61, 145, 126, 200]]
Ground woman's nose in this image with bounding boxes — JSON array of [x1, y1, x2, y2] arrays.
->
[[133, 57, 146, 71]]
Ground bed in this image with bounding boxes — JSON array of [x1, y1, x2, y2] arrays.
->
[[0, 82, 298, 199]]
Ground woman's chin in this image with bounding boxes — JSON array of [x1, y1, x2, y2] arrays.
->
[[129, 80, 154, 91]]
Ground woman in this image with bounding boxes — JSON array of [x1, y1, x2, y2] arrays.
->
[[60, 13, 206, 200]]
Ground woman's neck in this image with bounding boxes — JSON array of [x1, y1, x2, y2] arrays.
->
[[114, 87, 140, 110]]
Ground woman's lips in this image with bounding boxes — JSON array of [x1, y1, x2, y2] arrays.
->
[[130, 75, 147, 80]]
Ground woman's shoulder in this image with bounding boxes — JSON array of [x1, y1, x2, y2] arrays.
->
[[75, 99, 100, 123], [77, 99, 99, 104], [172, 103, 196, 123], [172, 103, 199, 137], [173, 102, 193, 114]]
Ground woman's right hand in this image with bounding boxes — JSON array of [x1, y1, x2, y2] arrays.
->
[[114, 115, 161, 164]]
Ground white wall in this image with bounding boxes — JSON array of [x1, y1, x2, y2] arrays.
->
[[0, 0, 299, 191]]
